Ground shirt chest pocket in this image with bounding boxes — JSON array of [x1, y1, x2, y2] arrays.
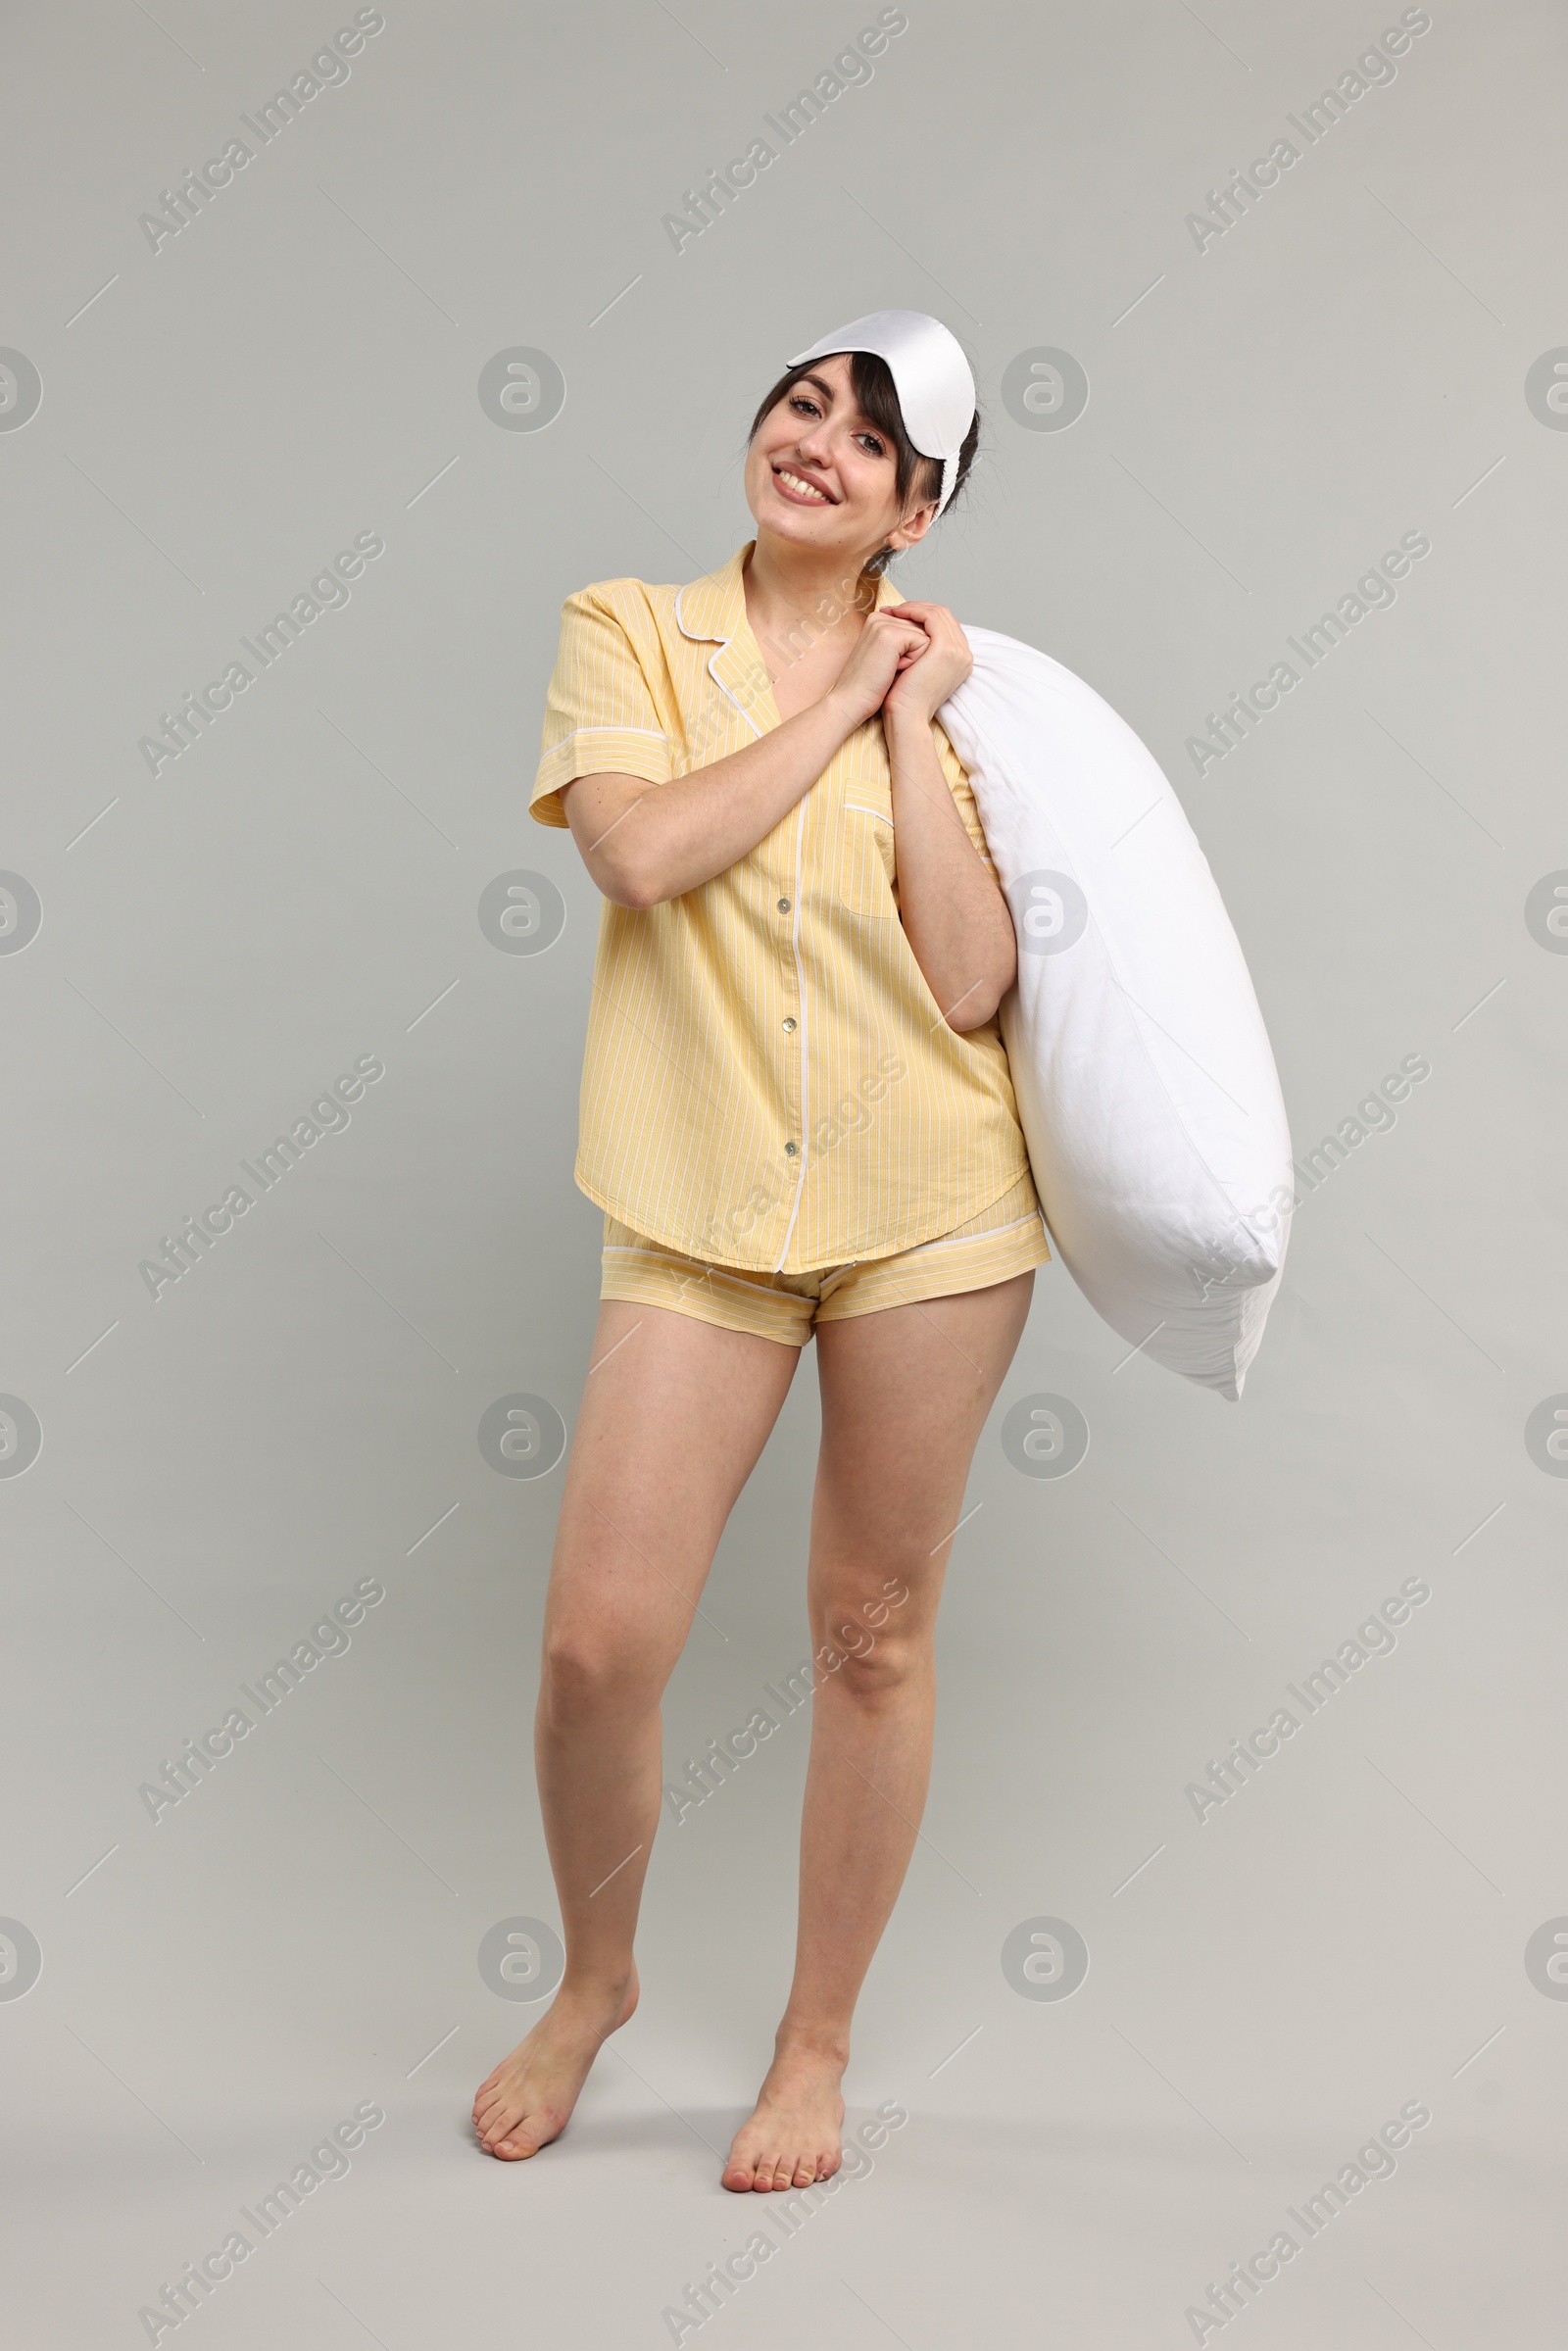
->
[[835, 801, 899, 919]]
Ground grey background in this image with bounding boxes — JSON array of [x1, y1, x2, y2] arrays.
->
[[3, 0, 1565, 2342]]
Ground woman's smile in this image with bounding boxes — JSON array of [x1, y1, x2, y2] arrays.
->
[[771, 462, 838, 506]]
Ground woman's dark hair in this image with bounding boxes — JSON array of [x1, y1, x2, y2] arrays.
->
[[747, 348, 980, 578]]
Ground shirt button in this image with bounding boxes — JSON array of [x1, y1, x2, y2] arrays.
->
[[784, 1141, 798, 1155], [782, 1016, 796, 1032], [777, 897, 791, 912]]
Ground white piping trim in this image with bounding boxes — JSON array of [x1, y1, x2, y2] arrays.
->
[[706, 648, 763, 738], [770, 799, 811, 1272], [607, 1207, 1044, 1285], [894, 1210, 1046, 1259], [603, 1245, 784, 1297], [843, 800, 894, 825], [674, 578, 766, 740], [602, 1244, 710, 1259]]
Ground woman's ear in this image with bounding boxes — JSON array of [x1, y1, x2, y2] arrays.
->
[[884, 500, 939, 554]]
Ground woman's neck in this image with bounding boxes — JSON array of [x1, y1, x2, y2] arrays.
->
[[741, 530, 879, 653]]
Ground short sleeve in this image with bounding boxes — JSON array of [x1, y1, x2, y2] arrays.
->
[[530, 585, 673, 828], [933, 723, 996, 872]]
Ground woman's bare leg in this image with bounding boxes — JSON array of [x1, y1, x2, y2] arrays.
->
[[722, 1270, 1034, 2190], [473, 1296, 800, 2157]]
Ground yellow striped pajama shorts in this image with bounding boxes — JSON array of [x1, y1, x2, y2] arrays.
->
[[600, 1169, 1051, 1348]]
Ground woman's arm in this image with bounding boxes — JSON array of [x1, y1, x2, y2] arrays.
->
[[560, 611, 925, 908], [880, 603, 1018, 1032]]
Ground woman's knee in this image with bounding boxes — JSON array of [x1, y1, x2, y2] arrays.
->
[[812, 1618, 929, 1702], [541, 1616, 662, 1719]]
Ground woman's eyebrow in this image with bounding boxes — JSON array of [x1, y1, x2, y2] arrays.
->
[[789, 368, 879, 439], [796, 370, 878, 433]]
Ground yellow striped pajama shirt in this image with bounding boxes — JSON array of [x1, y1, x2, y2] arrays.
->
[[529, 540, 1046, 1289]]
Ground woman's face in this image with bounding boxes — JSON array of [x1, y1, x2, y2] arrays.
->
[[745, 352, 937, 566]]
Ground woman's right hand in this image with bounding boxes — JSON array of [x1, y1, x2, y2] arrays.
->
[[825, 608, 931, 731]]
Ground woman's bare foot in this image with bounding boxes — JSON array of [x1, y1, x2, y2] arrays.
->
[[471, 1970, 638, 2160], [722, 2037, 847, 2191]]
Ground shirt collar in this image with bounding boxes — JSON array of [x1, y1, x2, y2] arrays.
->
[[674, 540, 907, 645]]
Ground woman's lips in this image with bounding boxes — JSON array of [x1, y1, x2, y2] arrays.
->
[[772, 465, 835, 506]]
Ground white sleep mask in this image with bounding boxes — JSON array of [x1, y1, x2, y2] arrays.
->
[[786, 308, 975, 515]]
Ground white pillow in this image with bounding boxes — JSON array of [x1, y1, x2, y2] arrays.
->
[[939, 627, 1294, 1400]]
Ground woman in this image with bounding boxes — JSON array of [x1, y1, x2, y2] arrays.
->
[[472, 312, 1051, 2192]]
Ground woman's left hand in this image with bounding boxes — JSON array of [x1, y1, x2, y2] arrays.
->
[[876, 601, 974, 727]]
